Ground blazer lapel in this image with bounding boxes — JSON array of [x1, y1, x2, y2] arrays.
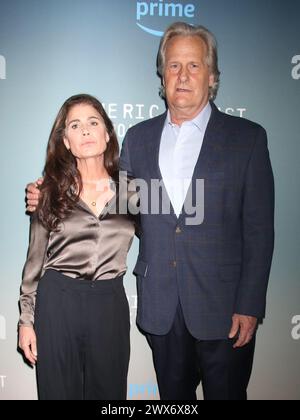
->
[[145, 104, 226, 224], [145, 112, 178, 222], [193, 102, 226, 175], [179, 102, 226, 223], [146, 112, 167, 181]]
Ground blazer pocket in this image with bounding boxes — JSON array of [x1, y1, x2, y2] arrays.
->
[[219, 264, 241, 283], [205, 172, 225, 190], [207, 171, 224, 180], [133, 259, 149, 277]]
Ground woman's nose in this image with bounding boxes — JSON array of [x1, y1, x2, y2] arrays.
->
[[82, 126, 90, 136]]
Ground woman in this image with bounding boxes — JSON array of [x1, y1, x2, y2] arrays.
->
[[18, 94, 136, 400]]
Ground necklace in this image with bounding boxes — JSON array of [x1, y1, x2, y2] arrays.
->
[[82, 178, 115, 208]]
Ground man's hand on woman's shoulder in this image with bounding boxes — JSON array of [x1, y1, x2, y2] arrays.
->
[[26, 177, 43, 212]]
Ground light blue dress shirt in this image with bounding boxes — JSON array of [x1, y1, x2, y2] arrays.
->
[[159, 102, 212, 217]]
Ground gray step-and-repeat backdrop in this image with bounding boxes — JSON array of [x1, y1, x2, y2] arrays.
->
[[0, 0, 299, 400]]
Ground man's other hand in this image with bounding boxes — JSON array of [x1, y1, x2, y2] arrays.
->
[[229, 314, 258, 348]]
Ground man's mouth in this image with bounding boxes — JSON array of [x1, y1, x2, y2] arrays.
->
[[176, 88, 192, 93]]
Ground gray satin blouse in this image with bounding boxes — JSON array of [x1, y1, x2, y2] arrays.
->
[[19, 177, 138, 327]]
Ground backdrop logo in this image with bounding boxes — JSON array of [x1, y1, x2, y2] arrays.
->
[[127, 294, 138, 325], [102, 102, 160, 139], [291, 315, 300, 340], [0, 315, 6, 340], [136, 0, 196, 37], [0, 376, 6, 389], [291, 55, 300, 80], [128, 382, 159, 399], [0, 55, 6, 80]]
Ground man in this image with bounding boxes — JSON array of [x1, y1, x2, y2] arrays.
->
[[26, 23, 274, 400]]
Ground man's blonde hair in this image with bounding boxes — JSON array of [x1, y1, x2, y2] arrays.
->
[[157, 22, 221, 100]]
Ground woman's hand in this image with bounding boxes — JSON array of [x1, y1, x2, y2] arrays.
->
[[19, 326, 38, 365]]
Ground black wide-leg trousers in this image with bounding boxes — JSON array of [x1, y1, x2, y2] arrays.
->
[[34, 269, 130, 400]]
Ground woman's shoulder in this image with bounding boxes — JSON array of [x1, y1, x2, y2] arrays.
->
[[114, 172, 139, 211]]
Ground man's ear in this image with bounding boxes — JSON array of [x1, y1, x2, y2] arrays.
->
[[209, 73, 215, 88]]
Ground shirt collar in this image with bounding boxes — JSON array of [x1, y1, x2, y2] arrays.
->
[[166, 101, 212, 132]]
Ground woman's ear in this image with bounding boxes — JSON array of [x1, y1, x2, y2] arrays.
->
[[106, 132, 110, 143], [63, 137, 70, 151]]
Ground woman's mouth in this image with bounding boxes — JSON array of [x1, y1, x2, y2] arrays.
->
[[81, 141, 96, 147]]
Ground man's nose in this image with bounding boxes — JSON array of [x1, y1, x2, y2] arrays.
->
[[179, 67, 189, 83]]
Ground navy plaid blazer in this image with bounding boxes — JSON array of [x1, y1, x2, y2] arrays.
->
[[120, 102, 274, 340]]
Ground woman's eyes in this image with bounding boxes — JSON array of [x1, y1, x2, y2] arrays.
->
[[70, 120, 99, 130]]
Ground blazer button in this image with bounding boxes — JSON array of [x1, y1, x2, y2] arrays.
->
[[173, 261, 177, 268], [175, 227, 182, 234]]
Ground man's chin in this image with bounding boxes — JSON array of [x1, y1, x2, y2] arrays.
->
[[172, 100, 193, 110]]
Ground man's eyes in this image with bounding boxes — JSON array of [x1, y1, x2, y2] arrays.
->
[[168, 63, 201, 71]]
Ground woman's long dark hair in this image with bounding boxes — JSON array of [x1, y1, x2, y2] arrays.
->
[[37, 94, 119, 231]]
